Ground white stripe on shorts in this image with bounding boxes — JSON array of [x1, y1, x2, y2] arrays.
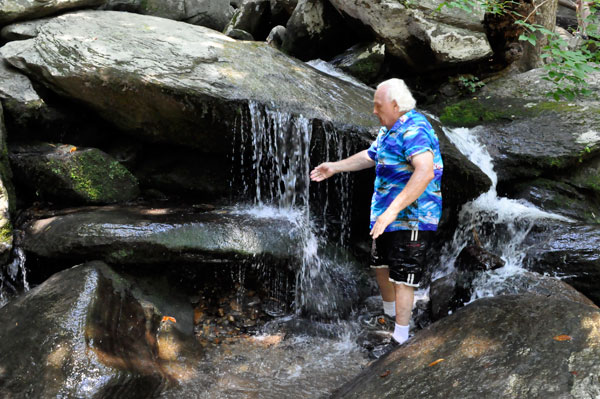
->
[[370, 264, 389, 269]]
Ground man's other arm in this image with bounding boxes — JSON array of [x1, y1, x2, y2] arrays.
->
[[310, 150, 375, 182], [370, 151, 434, 238]]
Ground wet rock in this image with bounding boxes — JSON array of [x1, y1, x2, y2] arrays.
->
[[270, 0, 296, 23], [1, 11, 377, 152], [524, 222, 600, 305], [0, 17, 51, 40], [438, 68, 600, 183], [22, 205, 303, 267], [223, 0, 270, 40], [0, 0, 103, 26], [9, 142, 139, 204], [507, 178, 600, 224], [0, 104, 13, 263], [0, 56, 47, 122], [430, 245, 504, 320], [330, 42, 385, 84], [101, 0, 233, 30], [0, 260, 199, 398], [328, 0, 492, 69], [334, 294, 600, 399]]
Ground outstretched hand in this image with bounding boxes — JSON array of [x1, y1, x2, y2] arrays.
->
[[370, 209, 398, 239], [310, 162, 336, 182]]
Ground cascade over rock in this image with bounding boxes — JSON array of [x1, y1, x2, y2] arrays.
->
[[334, 295, 600, 398], [0, 260, 199, 398], [0, 103, 12, 264], [21, 205, 304, 266], [327, 0, 492, 68], [0, 10, 377, 153]]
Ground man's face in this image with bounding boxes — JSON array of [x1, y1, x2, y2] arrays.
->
[[373, 87, 400, 130]]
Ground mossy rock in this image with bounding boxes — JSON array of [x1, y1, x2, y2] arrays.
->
[[9, 143, 139, 205]]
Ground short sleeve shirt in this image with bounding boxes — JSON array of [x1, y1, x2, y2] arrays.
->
[[367, 109, 443, 232]]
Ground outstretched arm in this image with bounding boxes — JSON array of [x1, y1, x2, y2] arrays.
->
[[370, 151, 434, 239], [310, 150, 375, 182]]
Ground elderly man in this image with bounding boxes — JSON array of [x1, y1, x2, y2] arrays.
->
[[310, 78, 443, 346]]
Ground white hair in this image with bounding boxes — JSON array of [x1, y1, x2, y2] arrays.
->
[[377, 78, 416, 112]]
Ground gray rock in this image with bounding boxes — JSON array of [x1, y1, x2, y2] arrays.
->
[[226, 27, 253, 40], [223, 0, 270, 40], [0, 0, 103, 26], [524, 222, 600, 304], [0, 260, 199, 398], [330, 42, 385, 84], [328, 0, 492, 68], [9, 142, 139, 204], [334, 294, 600, 398], [270, 0, 296, 22], [0, 56, 47, 121], [266, 24, 286, 49], [22, 205, 304, 266], [281, 0, 332, 60], [101, 0, 233, 30], [0, 11, 377, 152], [0, 16, 51, 40]]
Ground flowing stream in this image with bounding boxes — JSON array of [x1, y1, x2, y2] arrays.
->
[[438, 126, 572, 301]]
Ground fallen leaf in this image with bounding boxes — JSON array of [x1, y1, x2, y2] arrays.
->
[[429, 359, 445, 367], [162, 316, 177, 323], [571, 371, 578, 376], [380, 370, 391, 378], [553, 335, 572, 341], [69, 146, 77, 153]]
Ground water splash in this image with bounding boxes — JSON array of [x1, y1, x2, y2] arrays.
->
[[232, 101, 363, 320], [437, 127, 572, 291]]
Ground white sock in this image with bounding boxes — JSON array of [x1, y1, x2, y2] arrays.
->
[[393, 324, 409, 344], [382, 300, 396, 318]]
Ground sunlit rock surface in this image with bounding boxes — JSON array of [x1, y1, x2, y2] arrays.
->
[[0, 261, 198, 398], [334, 294, 600, 398], [0, 10, 377, 152], [9, 142, 139, 204], [327, 0, 492, 68], [22, 205, 303, 266], [0, 0, 103, 25]]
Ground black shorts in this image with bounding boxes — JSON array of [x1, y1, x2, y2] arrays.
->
[[370, 230, 434, 287]]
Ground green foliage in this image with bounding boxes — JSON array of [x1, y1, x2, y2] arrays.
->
[[438, 0, 600, 100], [457, 74, 485, 93]]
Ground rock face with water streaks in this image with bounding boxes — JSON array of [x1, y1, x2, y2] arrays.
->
[[0, 10, 377, 153], [0, 260, 199, 398], [0, 0, 103, 25], [0, 104, 13, 263], [334, 294, 600, 399], [327, 0, 492, 68], [10, 142, 139, 204], [22, 205, 303, 266]]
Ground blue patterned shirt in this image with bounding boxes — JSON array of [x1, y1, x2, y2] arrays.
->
[[367, 109, 443, 232]]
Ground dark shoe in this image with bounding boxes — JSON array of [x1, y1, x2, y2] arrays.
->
[[369, 337, 401, 359], [359, 314, 395, 332]]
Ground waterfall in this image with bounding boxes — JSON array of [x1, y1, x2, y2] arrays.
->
[[0, 247, 28, 307], [438, 126, 572, 299], [232, 100, 361, 320]]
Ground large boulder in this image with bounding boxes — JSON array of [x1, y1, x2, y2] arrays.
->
[[329, 42, 385, 84], [21, 205, 304, 266], [223, 0, 270, 40], [0, 56, 47, 125], [0, 0, 103, 26], [0, 260, 199, 398], [0, 16, 51, 40], [0, 10, 377, 152], [9, 142, 139, 204], [334, 294, 600, 398], [101, 0, 233, 30], [328, 0, 492, 69], [438, 68, 600, 183]]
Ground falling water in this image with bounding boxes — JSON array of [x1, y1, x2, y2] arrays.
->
[[232, 100, 362, 319], [0, 246, 29, 307], [438, 126, 572, 299]]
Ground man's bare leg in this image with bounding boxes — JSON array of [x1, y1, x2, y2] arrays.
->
[[375, 267, 395, 302], [393, 283, 414, 343]]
